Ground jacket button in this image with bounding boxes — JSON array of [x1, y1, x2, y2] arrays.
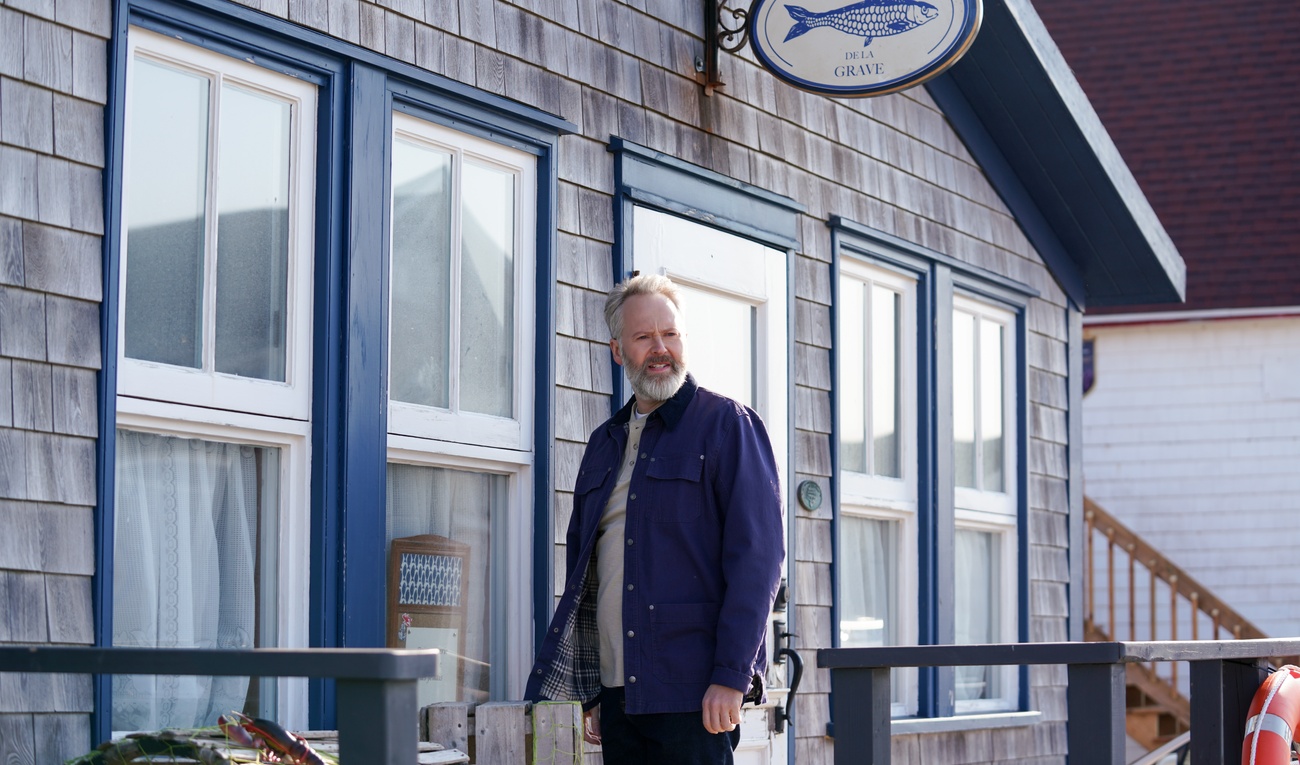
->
[[627, 538, 634, 546], [640, 453, 647, 459], [553, 627, 560, 633], [627, 630, 635, 638], [626, 584, 634, 591], [536, 669, 543, 675], [648, 604, 655, 610], [629, 493, 636, 501], [629, 676, 637, 683]]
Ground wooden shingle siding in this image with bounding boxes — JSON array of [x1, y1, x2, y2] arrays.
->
[[35, 714, 91, 764], [0, 0, 106, 744], [0, 0, 1085, 760]]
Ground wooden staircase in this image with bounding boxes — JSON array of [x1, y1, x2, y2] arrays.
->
[[1083, 497, 1300, 751]]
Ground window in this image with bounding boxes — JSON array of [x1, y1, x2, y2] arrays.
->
[[952, 295, 1018, 712], [837, 258, 919, 715], [388, 114, 535, 450], [103, 5, 567, 740], [111, 28, 316, 732], [831, 220, 1029, 720], [385, 112, 537, 701], [117, 29, 315, 419]]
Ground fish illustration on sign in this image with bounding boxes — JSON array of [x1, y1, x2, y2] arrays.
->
[[783, 0, 941, 45]]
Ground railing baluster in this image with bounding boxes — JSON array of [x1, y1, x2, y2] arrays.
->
[[1127, 543, 1136, 641], [1107, 529, 1116, 638], [1150, 562, 1158, 675], [1191, 592, 1200, 641], [1170, 573, 1179, 687], [1087, 509, 1095, 630]]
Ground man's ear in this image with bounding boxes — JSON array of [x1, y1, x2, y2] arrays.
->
[[609, 339, 624, 366]]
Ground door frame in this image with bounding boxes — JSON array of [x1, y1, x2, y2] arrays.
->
[[610, 138, 805, 764]]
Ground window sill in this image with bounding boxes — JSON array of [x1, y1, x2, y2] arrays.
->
[[890, 710, 1042, 735]]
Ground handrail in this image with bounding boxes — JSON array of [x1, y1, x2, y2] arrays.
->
[[1085, 497, 1268, 644], [819, 638, 1300, 765], [1084, 498, 1300, 687], [0, 646, 439, 765]]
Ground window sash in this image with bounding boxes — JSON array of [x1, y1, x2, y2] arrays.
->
[[386, 442, 532, 701], [839, 506, 919, 716], [952, 295, 1017, 516], [117, 28, 316, 420], [112, 404, 312, 730], [838, 258, 918, 504], [952, 521, 1018, 712], [387, 113, 536, 451]]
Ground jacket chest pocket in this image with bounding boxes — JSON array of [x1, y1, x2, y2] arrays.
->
[[645, 453, 705, 522]]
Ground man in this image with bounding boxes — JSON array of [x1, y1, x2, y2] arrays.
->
[[525, 274, 785, 764]]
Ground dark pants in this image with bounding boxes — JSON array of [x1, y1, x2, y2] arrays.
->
[[597, 686, 740, 765]]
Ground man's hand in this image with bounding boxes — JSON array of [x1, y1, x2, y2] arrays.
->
[[701, 683, 744, 734], [583, 706, 601, 745]]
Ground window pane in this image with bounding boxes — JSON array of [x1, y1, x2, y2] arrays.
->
[[112, 430, 280, 731], [678, 285, 755, 409], [214, 83, 292, 381], [387, 464, 503, 705], [872, 286, 900, 478], [123, 58, 209, 369], [459, 161, 515, 417], [840, 516, 897, 648], [954, 529, 1001, 701], [981, 321, 1005, 492], [390, 138, 453, 408], [839, 279, 866, 474], [953, 310, 977, 488]]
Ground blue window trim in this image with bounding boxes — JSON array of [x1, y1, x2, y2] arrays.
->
[[98, 0, 572, 741], [608, 138, 803, 765], [827, 216, 1038, 722]]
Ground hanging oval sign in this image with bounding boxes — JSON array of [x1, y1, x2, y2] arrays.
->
[[747, 0, 983, 97]]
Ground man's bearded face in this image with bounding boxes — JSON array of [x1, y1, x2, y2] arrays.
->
[[627, 350, 687, 403]]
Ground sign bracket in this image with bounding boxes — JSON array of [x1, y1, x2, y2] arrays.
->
[[701, 0, 755, 95]]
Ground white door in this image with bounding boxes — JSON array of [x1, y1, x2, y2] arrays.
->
[[631, 206, 791, 765]]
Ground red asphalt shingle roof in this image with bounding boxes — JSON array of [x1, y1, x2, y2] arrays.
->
[[1035, 0, 1300, 313]]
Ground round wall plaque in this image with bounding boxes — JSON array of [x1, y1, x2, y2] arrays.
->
[[748, 0, 983, 98], [797, 480, 823, 511]]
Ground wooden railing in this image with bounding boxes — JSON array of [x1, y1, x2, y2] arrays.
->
[[820, 638, 1300, 765], [0, 645, 439, 765], [1084, 497, 1300, 706]]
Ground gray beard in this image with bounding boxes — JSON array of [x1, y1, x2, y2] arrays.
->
[[628, 356, 687, 404]]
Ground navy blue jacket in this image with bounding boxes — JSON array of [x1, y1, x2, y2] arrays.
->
[[526, 375, 785, 714]]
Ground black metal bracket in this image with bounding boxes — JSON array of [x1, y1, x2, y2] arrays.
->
[[700, 0, 755, 95]]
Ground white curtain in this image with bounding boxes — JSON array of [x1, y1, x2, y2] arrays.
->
[[387, 464, 498, 703], [954, 529, 999, 701], [112, 430, 273, 731], [840, 516, 895, 648]]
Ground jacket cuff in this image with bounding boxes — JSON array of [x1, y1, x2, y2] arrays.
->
[[710, 666, 755, 694]]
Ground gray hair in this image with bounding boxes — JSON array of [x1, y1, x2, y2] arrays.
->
[[604, 273, 684, 340]]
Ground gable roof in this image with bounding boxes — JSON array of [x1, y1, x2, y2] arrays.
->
[[1036, 0, 1300, 314], [925, 0, 1186, 310]]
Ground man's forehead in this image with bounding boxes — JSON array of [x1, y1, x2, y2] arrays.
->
[[623, 293, 683, 326]]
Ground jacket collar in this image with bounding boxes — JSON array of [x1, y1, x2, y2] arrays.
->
[[611, 373, 698, 432]]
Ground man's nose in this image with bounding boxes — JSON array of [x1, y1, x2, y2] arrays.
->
[[649, 334, 667, 353]]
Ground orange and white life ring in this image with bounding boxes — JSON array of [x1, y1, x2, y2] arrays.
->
[[1243, 665, 1300, 765]]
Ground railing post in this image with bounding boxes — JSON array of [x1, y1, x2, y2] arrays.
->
[[829, 666, 891, 765], [1066, 663, 1125, 765], [336, 678, 419, 765], [1190, 659, 1266, 765]]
